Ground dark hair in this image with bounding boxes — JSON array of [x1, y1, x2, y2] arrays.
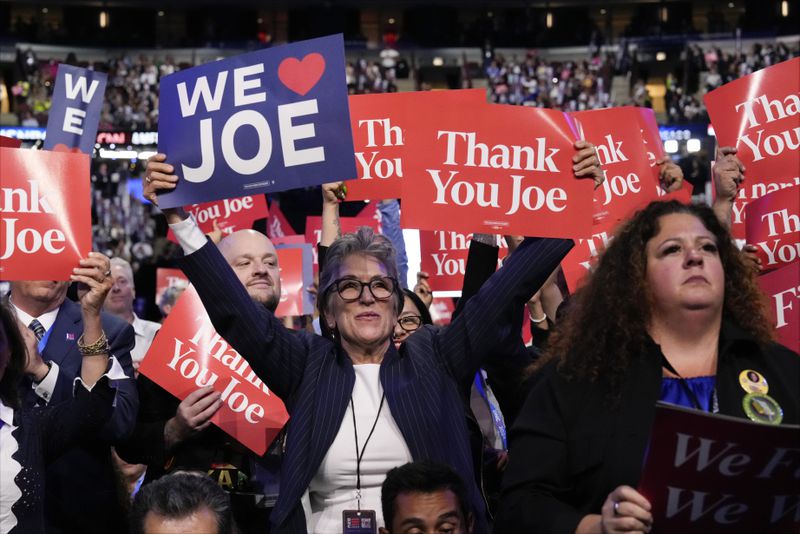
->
[[130, 472, 233, 534], [0, 299, 27, 410], [402, 289, 433, 326], [532, 200, 774, 404], [318, 226, 404, 325], [381, 461, 471, 530]]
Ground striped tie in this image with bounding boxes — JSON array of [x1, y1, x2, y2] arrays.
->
[[28, 319, 46, 342]]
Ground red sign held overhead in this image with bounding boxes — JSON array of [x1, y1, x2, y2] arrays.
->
[[746, 186, 800, 271], [636, 107, 694, 204], [274, 245, 314, 318], [758, 264, 799, 353], [0, 147, 91, 280], [569, 106, 659, 226], [419, 231, 508, 292], [401, 102, 592, 237], [168, 194, 269, 243], [0, 135, 22, 148], [345, 90, 487, 201], [705, 57, 800, 183], [705, 58, 800, 240], [139, 286, 289, 455]]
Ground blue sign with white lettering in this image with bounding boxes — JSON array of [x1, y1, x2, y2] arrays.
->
[[44, 64, 107, 154], [157, 34, 356, 208]]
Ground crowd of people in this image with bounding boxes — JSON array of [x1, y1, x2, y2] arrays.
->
[[1, 46, 798, 534]]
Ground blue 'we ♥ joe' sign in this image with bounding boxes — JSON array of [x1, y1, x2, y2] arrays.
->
[[157, 34, 356, 208]]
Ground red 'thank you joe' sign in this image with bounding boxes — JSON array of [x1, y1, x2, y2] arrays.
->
[[569, 106, 658, 225], [168, 194, 268, 243], [345, 89, 487, 201], [402, 102, 592, 237], [758, 264, 799, 353], [139, 286, 289, 455], [705, 57, 800, 183], [419, 230, 507, 292], [0, 147, 91, 280], [745, 186, 800, 272]]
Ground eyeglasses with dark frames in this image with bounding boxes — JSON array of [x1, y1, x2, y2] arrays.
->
[[328, 277, 398, 303], [397, 315, 422, 332]]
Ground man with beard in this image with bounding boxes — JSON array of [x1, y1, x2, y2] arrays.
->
[[116, 228, 284, 534]]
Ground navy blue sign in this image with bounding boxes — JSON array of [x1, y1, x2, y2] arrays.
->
[[157, 34, 356, 208], [44, 64, 107, 154]]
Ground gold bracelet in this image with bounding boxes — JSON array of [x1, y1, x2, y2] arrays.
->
[[77, 332, 109, 356]]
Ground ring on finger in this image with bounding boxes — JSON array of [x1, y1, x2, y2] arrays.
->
[[103, 270, 111, 277], [613, 501, 621, 516], [146, 176, 152, 184]]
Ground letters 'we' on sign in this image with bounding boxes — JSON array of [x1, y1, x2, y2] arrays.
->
[[44, 64, 107, 154], [157, 34, 356, 208]]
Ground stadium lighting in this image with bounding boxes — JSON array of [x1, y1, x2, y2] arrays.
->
[[157, 10, 165, 17], [99, 149, 138, 159], [433, 57, 444, 66], [600, 9, 607, 15], [656, 51, 667, 61], [42, 7, 48, 14], [781, 1, 789, 17], [99, 10, 108, 28], [388, 17, 396, 24], [660, 6, 668, 23], [687, 138, 701, 153], [546, 12, 553, 29], [138, 151, 157, 160], [664, 140, 679, 154]]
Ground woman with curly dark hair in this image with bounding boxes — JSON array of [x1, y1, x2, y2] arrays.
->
[[495, 200, 799, 534]]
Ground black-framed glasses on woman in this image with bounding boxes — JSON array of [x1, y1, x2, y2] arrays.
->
[[329, 277, 398, 302], [397, 315, 422, 332]]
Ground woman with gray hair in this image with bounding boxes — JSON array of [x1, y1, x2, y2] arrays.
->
[[143, 144, 601, 533]]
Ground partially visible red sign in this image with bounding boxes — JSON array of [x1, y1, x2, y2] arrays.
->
[[0, 147, 91, 280], [639, 403, 799, 534], [561, 227, 618, 292], [636, 107, 695, 203], [429, 297, 455, 326], [155, 268, 189, 308], [271, 234, 306, 246], [419, 231, 508, 292], [746, 186, 800, 271], [0, 135, 22, 148], [345, 89, 487, 201], [758, 264, 799, 353], [402, 103, 592, 237], [569, 106, 659, 226], [167, 194, 268, 243], [705, 57, 800, 183], [274, 245, 313, 318], [266, 201, 296, 239], [139, 286, 289, 455], [304, 215, 379, 246]]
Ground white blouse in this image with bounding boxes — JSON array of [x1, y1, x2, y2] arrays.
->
[[306, 364, 413, 533]]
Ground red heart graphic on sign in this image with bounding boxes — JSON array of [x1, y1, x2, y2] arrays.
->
[[278, 53, 326, 96]]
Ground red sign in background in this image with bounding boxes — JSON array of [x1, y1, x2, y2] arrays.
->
[[758, 264, 799, 353], [139, 286, 289, 455], [345, 89, 487, 201], [274, 245, 313, 318], [401, 102, 592, 237], [639, 403, 799, 534], [418, 231, 508, 292], [0, 147, 91, 280], [705, 58, 800, 240], [637, 107, 694, 204], [569, 106, 659, 226], [155, 267, 189, 308], [745, 185, 799, 272], [167, 194, 268, 243]]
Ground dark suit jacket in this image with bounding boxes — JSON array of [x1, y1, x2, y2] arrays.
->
[[179, 236, 573, 533], [21, 299, 138, 534], [495, 322, 800, 534], [9, 379, 115, 534]]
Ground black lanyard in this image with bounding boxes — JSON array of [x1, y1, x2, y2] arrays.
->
[[661, 356, 719, 414], [350, 393, 385, 510]]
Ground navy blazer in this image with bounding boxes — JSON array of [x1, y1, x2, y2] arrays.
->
[[179, 236, 573, 533], [21, 299, 138, 534]]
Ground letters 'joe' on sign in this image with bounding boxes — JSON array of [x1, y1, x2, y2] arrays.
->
[[44, 64, 107, 155], [157, 34, 356, 208], [0, 147, 91, 280], [139, 286, 289, 455], [401, 102, 592, 237]]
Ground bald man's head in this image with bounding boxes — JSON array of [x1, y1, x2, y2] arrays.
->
[[218, 230, 282, 312]]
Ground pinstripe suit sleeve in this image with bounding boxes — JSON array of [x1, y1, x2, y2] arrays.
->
[[177, 239, 310, 400], [436, 237, 574, 388]]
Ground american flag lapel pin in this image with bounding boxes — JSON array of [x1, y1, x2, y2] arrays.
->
[[66, 333, 75, 341]]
